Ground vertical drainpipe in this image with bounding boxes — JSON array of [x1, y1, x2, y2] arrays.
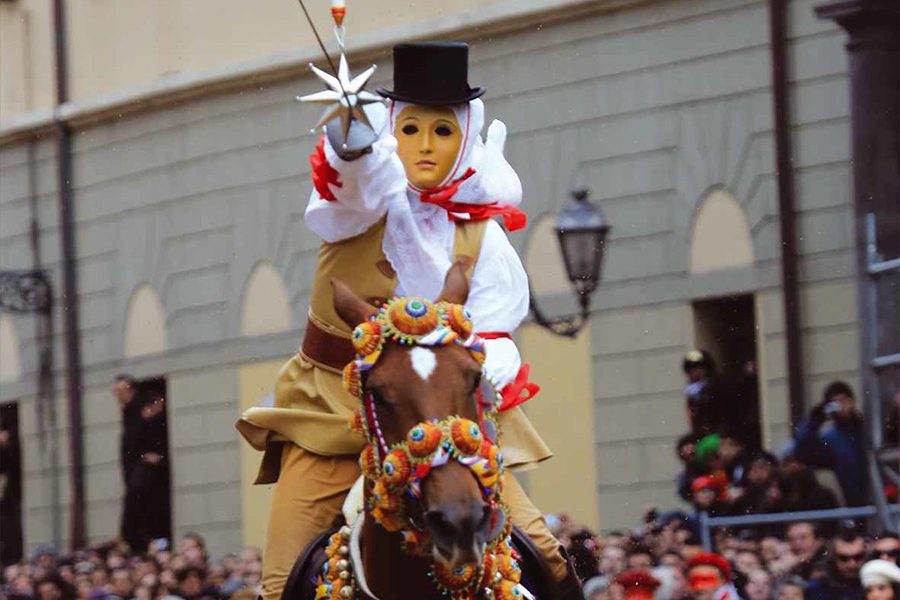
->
[[51, 0, 86, 549], [769, 0, 807, 427]]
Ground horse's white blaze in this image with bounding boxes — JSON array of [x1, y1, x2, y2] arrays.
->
[[410, 347, 437, 381]]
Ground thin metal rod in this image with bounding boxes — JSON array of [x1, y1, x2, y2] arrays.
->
[[295, 0, 352, 109], [703, 504, 897, 533], [869, 257, 900, 275], [872, 353, 900, 369]]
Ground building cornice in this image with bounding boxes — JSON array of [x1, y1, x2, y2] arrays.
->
[[0, 0, 649, 145]]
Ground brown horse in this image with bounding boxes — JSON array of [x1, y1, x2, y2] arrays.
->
[[282, 265, 560, 600]]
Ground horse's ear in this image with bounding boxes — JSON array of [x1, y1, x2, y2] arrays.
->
[[332, 279, 377, 328], [436, 261, 469, 305]]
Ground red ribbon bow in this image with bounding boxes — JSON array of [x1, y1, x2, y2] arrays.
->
[[309, 137, 342, 202], [497, 363, 541, 411], [419, 168, 529, 232]]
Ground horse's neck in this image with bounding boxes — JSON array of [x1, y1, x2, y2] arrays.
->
[[360, 514, 440, 600]]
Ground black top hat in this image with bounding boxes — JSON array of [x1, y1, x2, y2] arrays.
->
[[377, 42, 485, 106]]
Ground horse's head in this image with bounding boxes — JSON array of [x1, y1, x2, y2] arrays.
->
[[332, 264, 507, 571]]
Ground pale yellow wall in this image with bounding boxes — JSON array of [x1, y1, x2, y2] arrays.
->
[[519, 323, 599, 531], [0, 0, 54, 123], [241, 262, 292, 337], [0, 314, 22, 383], [524, 215, 571, 297], [689, 189, 754, 273], [41, 0, 524, 109], [124, 284, 168, 358], [237, 360, 281, 551]]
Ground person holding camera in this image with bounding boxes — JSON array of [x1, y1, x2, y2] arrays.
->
[[792, 381, 867, 506]]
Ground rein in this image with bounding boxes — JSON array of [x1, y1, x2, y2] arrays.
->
[[314, 296, 532, 600]]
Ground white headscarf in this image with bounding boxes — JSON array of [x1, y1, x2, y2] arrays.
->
[[388, 99, 522, 207]]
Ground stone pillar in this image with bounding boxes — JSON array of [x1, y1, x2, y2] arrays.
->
[[815, 0, 898, 453]]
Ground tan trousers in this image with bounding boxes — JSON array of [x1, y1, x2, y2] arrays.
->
[[261, 444, 567, 600]]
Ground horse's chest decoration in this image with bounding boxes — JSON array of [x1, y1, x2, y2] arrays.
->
[[314, 297, 530, 600]]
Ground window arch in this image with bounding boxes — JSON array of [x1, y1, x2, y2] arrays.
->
[[690, 189, 754, 274], [123, 284, 168, 358], [241, 262, 292, 336]]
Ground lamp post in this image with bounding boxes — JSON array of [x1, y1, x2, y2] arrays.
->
[[530, 187, 611, 337]]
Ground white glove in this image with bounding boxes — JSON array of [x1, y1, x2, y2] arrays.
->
[[482, 337, 522, 390], [474, 119, 522, 208]]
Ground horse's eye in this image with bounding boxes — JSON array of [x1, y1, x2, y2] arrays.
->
[[402, 124, 418, 135], [471, 373, 482, 394], [371, 389, 389, 406]]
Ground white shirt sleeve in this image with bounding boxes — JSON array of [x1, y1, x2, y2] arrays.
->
[[466, 219, 530, 334], [465, 219, 530, 388], [304, 105, 409, 243]]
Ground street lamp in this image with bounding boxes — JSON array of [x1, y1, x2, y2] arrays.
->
[[530, 187, 611, 337]]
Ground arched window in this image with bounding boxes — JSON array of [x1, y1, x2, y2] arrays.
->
[[123, 284, 168, 358], [0, 314, 22, 382], [689, 189, 754, 274], [241, 262, 292, 336]]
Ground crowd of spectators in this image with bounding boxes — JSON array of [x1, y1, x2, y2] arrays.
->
[[675, 349, 883, 520], [551, 512, 900, 600], [1, 534, 262, 600]]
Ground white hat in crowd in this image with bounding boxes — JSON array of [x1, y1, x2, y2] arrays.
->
[[861, 559, 900, 587]]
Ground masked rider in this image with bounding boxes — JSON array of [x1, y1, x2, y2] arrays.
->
[[238, 42, 584, 600]]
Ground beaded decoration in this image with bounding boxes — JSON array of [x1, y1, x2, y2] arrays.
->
[[314, 296, 532, 600]]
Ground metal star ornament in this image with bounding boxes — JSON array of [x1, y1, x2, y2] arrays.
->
[[297, 53, 382, 143]]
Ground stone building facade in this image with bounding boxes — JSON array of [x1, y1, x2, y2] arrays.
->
[[0, 0, 859, 555]]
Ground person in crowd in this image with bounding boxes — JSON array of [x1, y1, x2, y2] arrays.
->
[[732, 452, 788, 515], [860, 560, 900, 600], [677, 435, 703, 502], [617, 570, 662, 600], [788, 522, 828, 581], [569, 530, 602, 582], [871, 533, 900, 565], [793, 381, 868, 506], [682, 351, 725, 437], [652, 566, 688, 600], [133, 392, 172, 552], [602, 545, 628, 578], [35, 574, 76, 600], [744, 570, 773, 600], [108, 568, 133, 600], [735, 552, 763, 577], [775, 576, 808, 600], [112, 375, 148, 553], [686, 553, 741, 600], [779, 453, 840, 514], [629, 546, 657, 571], [176, 567, 217, 600], [659, 552, 684, 570], [690, 475, 730, 518], [584, 575, 613, 600], [806, 528, 867, 600]]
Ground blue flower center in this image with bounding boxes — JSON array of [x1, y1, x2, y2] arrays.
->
[[405, 299, 428, 318]]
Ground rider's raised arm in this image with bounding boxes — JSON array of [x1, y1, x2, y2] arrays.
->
[[304, 104, 408, 243], [466, 219, 530, 388]]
